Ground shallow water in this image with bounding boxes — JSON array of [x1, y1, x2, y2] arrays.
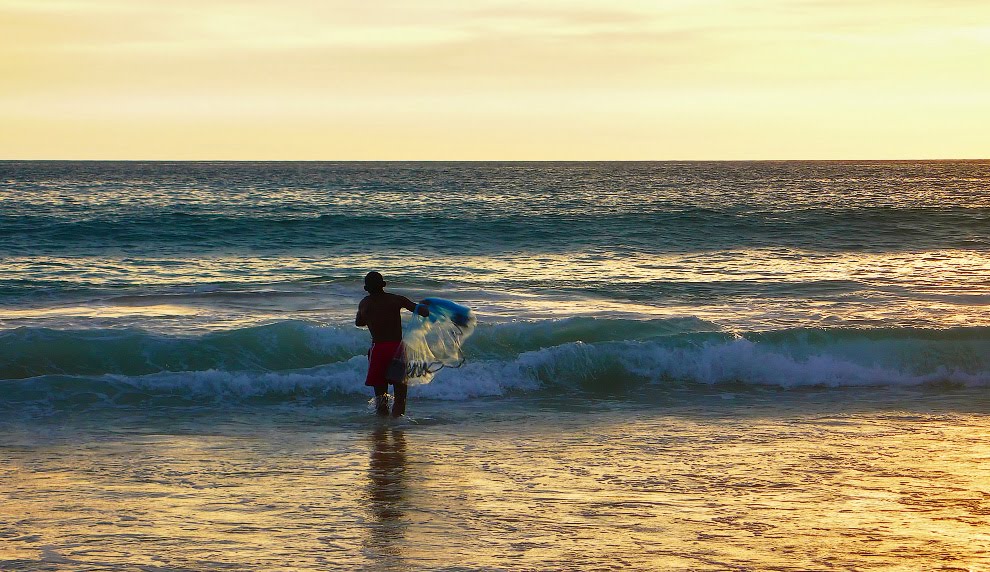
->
[[3, 390, 989, 571]]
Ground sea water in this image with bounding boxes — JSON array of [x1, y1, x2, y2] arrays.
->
[[1, 161, 989, 570]]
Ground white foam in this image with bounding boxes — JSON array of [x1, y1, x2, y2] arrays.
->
[[418, 336, 990, 396], [39, 332, 990, 408]]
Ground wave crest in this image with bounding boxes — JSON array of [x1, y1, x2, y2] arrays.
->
[[2, 320, 989, 408]]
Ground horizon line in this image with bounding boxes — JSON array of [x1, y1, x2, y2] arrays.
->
[[2, 158, 988, 163]]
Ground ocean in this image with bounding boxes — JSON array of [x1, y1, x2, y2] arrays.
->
[[2, 161, 989, 570]]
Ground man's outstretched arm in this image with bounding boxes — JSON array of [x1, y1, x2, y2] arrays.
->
[[402, 297, 430, 317]]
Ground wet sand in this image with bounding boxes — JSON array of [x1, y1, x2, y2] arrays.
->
[[2, 391, 989, 571]]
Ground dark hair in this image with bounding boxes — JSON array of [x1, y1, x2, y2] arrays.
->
[[364, 271, 386, 292]]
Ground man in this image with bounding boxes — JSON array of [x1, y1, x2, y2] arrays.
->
[[355, 271, 429, 417]]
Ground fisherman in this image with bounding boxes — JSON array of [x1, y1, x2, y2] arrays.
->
[[355, 271, 430, 416]]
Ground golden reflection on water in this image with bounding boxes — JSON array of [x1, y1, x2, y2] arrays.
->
[[4, 248, 989, 332], [0, 304, 199, 319], [365, 426, 409, 565], [3, 403, 990, 570]]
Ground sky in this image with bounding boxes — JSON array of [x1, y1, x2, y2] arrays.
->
[[1, 0, 988, 160]]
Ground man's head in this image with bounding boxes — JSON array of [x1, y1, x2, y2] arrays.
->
[[364, 271, 387, 293]]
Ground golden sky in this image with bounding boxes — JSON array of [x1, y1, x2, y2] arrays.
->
[[1, 0, 988, 160]]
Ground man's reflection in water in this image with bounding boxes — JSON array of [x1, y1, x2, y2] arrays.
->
[[365, 426, 409, 560]]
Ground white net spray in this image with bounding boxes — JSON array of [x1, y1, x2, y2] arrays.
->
[[402, 298, 477, 385]]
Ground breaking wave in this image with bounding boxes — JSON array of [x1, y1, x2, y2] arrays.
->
[[2, 319, 989, 409]]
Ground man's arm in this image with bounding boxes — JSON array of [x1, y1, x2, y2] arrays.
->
[[355, 298, 368, 327], [400, 296, 430, 317]]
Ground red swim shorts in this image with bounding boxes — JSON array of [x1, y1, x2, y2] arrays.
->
[[365, 341, 406, 387]]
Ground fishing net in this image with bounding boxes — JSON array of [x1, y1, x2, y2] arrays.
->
[[402, 298, 476, 385]]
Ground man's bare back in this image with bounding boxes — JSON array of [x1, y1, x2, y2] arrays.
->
[[356, 292, 417, 342]]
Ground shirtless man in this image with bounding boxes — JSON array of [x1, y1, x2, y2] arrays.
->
[[355, 271, 429, 417]]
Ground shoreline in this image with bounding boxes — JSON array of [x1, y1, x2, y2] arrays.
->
[[3, 393, 989, 569]]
